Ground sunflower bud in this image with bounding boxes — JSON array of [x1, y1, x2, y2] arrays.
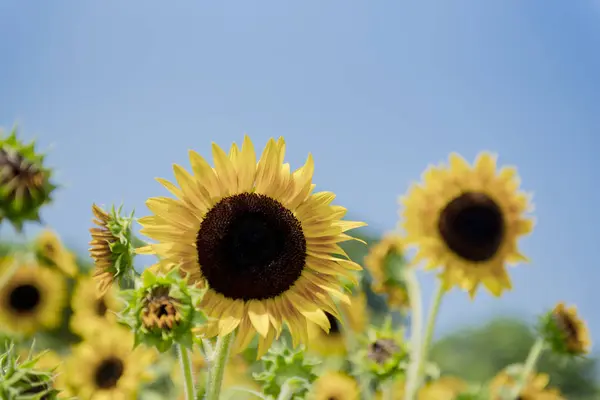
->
[[120, 266, 207, 353], [0, 342, 61, 399], [254, 343, 319, 400], [89, 204, 136, 294], [539, 302, 591, 356], [0, 127, 57, 232]]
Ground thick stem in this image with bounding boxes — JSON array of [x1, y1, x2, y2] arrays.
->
[[339, 304, 371, 399], [205, 332, 235, 400], [276, 381, 295, 400], [405, 278, 445, 400], [403, 270, 424, 400], [178, 345, 195, 400], [507, 338, 546, 400]]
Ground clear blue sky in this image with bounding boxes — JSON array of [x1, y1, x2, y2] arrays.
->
[[1, 1, 599, 346]]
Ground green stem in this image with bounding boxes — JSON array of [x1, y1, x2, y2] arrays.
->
[[382, 379, 395, 400], [276, 381, 295, 400], [206, 332, 235, 400], [507, 338, 546, 400], [178, 345, 195, 400], [403, 270, 424, 400], [339, 303, 371, 399]]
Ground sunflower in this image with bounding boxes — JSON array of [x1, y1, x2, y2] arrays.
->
[[550, 302, 591, 355], [308, 291, 367, 356], [65, 325, 156, 400], [400, 152, 534, 297], [308, 371, 360, 400], [34, 229, 78, 277], [376, 376, 467, 400], [137, 136, 365, 354], [70, 275, 122, 337], [0, 260, 66, 335], [364, 233, 410, 310], [489, 371, 565, 400]]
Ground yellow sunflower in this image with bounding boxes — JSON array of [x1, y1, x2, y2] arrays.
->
[[551, 302, 591, 355], [308, 371, 360, 400], [137, 136, 365, 355], [307, 291, 367, 356], [70, 275, 122, 337], [400, 152, 534, 297], [34, 229, 78, 277], [377, 376, 467, 400], [489, 371, 565, 400], [65, 325, 156, 400], [0, 260, 66, 335], [364, 233, 410, 310]]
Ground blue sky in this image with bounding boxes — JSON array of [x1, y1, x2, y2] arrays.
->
[[1, 1, 599, 345]]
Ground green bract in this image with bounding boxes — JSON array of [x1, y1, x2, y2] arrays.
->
[[0, 342, 60, 400], [120, 267, 207, 353], [254, 343, 319, 400], [0, 127, 57, 232]]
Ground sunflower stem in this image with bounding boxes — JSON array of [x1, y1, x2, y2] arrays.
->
[[276, 380, 295, 400], [206, 332, 235, 400], [178, 344, 195, 400], [403, 269, 424, 400], [382, 379, 395, 400], [507, 338, 546, 400]]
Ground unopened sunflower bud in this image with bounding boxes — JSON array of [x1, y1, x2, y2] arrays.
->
[[89, 204, 136, 295], [120, 266, 207, 353], [0, 127, 57, 232], [539, 302, 591, 356]]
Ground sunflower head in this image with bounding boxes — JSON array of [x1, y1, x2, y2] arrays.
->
[[539, 302, 592, 356], [137, 136, 366, 356], [489, 369, 565, 400], [400, 152, 534, 297], [0, 342, 61, 399], [0, 259, 67, 336], [89, 203, 136, 295], [0, 127, 57, 232], [254, 343, 320, 400], [308, 371, 360, 400], [34, 229, 79, 277], [120, 266, 207, 353], [356, 318, 408, 383]]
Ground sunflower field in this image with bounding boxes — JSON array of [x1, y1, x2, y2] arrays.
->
[[0, 126, 597, 400]]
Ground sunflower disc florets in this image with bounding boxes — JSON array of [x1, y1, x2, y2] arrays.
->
[[89, 204, 137, 294], [0, 127, 57, 232], [0, 342, 60, 399], [254, 343, 320, 400], [120, 266, 207, 353]]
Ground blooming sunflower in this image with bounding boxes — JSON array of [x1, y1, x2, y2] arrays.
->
[[308, 371, 360, 400], [0, 260, 66, 335], [548, 302, 591, 355], [307, 291, 367, 356], [364, 233, 410, 310], [400, 152, 534, 297], [70, 275, 122, 337], [137, 136, 365, 354], [64, 325, 156, 400], [489, 371, 564, 400], [34, 229, 78, 277]]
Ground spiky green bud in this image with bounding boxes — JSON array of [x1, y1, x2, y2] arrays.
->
[[0, 127, 57, 232], [119, 266, 207, 353]]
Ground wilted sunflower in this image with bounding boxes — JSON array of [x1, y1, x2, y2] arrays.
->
[[70, 275, 122, 337], [400, 152, 534, 297], [34, 229, 78, 277], [489, 371, 564, 400], [0, 260, 66, 335], [546, 302, 591, 355], [308, 371, 360, 400], [137, 136, 365, 354], [308, 291, 367, 356], [364, 233, 410, 310], [64, 325, 156, 400]]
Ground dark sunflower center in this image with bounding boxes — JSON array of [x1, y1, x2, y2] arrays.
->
[[96, 298, 108, 316], [157, 304, 169, 318], [197, 193, 307, 301], [368, 339, 399, 365], [94, 357, 124, 389], [8, 284, 41, 314], [438, 192, 505, 262], [326, 313, 341, 335]]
